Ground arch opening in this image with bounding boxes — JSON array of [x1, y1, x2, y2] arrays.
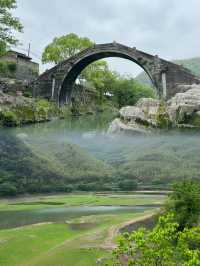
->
[[59, 50, 156, 105]]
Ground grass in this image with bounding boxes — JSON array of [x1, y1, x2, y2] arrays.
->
[[0, 212, 154, 266], [0, 223, 82, 266], [0, 193, 162, 266]]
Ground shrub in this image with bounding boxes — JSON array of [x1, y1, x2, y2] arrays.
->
[[13, 104, 35, 124], [156, 101, 172, 128], [0, 110, 19, 126], [23, 91, 32, 98], [7, 62, 17, 73], [63, 185, 73, 193], [34, 99, 53, 121], [0, 61, 17, 77], [166, 180, 200, 230], [0, 182, 17, 196], [109, 213, 200, 266], [0, 61, 8, 75], [112, 77, 156, 108], [118, 179, 138, 191]]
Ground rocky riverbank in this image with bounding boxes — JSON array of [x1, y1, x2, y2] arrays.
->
[[0, 91, 69, 127], [108, 84, 200, 134]]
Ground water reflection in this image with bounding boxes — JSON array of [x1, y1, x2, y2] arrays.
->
[[0, 205, 152, 229]]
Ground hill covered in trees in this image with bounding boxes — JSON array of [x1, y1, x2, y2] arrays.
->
[[174, 57, 200, 77], [0, 131, 114, 196]]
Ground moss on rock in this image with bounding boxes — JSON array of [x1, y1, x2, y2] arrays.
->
[[0, 98, 64, 127], [0, 110, 19, 127], [155, 101, 172, 129], [190, 112, 200, 127]]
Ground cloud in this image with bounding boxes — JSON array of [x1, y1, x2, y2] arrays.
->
[[13, 0, 200, 75]]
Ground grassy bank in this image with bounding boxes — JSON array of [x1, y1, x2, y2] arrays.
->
[[0, 212, 155, 266], [0, 193, 161, 266]]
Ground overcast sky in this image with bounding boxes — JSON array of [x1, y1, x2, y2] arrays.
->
[[13, 0, 200, 75]]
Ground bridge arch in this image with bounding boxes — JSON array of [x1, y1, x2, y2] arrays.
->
[[34, 43, 200, 103], [58, 43, 157, 105]]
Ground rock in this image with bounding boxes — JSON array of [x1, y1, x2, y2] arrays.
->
[[108, 118, 150, 135], [0, 77, 29, 95], [119, 106, 145, 121], [136, 98, 160, 110], [108, 84, 200, 134], [167, 86, 200, 124], [175, 83, 200, 94], [177, 124, 197, 129], [136, 98, 160, 119], [17, 133, 29, 140], [119, 98, 161, 127], [0, 91, 32, 106]]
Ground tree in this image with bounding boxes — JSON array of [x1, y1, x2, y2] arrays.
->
[[0, 0, 23, 55], [166, 180, 200, 230], [42, 33, 113, 102], [118, 179, 138, 191], [106, 180, 200, 265], [42, 33, 94, 64], [82, 61, 117, 104], [0, 182, 17, 196], [111, 76, 155, 108], [108, 213, 200, 266]]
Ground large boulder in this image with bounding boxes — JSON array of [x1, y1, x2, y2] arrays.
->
[[108, 118, 150, 135], [119, 106, 145, 121], [167, 85, 200, 124], [119, 98, 160, 127], [136, 98, 160, 125], [0, 91, 32, 106], [108, 84, 200, 134]]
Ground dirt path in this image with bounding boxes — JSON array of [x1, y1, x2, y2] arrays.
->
[[101, 211, 156, 250]]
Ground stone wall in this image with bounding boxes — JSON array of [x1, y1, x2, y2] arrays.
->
[[15, 57, 39, 82], [0, 51, 39, 82], [164, 61, 200, 99], [0, 78, 31, 96]]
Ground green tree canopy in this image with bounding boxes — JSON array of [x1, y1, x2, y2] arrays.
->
[[108, 213, 200, 266], [107, 180, 200, 265], [166, 180, 200, 230], [42, 33, 94, 64], [111, 76, 156, 108], [0, 0, 23, 55], [82, 60, 118, 103]]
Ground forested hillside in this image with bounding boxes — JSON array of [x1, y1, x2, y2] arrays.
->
[[0, 132, 114, 195], [174, 57, 200, 77]]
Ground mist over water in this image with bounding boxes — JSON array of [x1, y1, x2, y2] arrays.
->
[[2, 113, 200, 183]]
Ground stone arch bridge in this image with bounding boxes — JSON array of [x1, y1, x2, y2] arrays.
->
[[32, 42, 200, 105]]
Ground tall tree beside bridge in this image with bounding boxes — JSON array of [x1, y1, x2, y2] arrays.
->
[[42, 33, 115, 104], [42, 33, 94, 64], [0, 0, 23, 55]]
